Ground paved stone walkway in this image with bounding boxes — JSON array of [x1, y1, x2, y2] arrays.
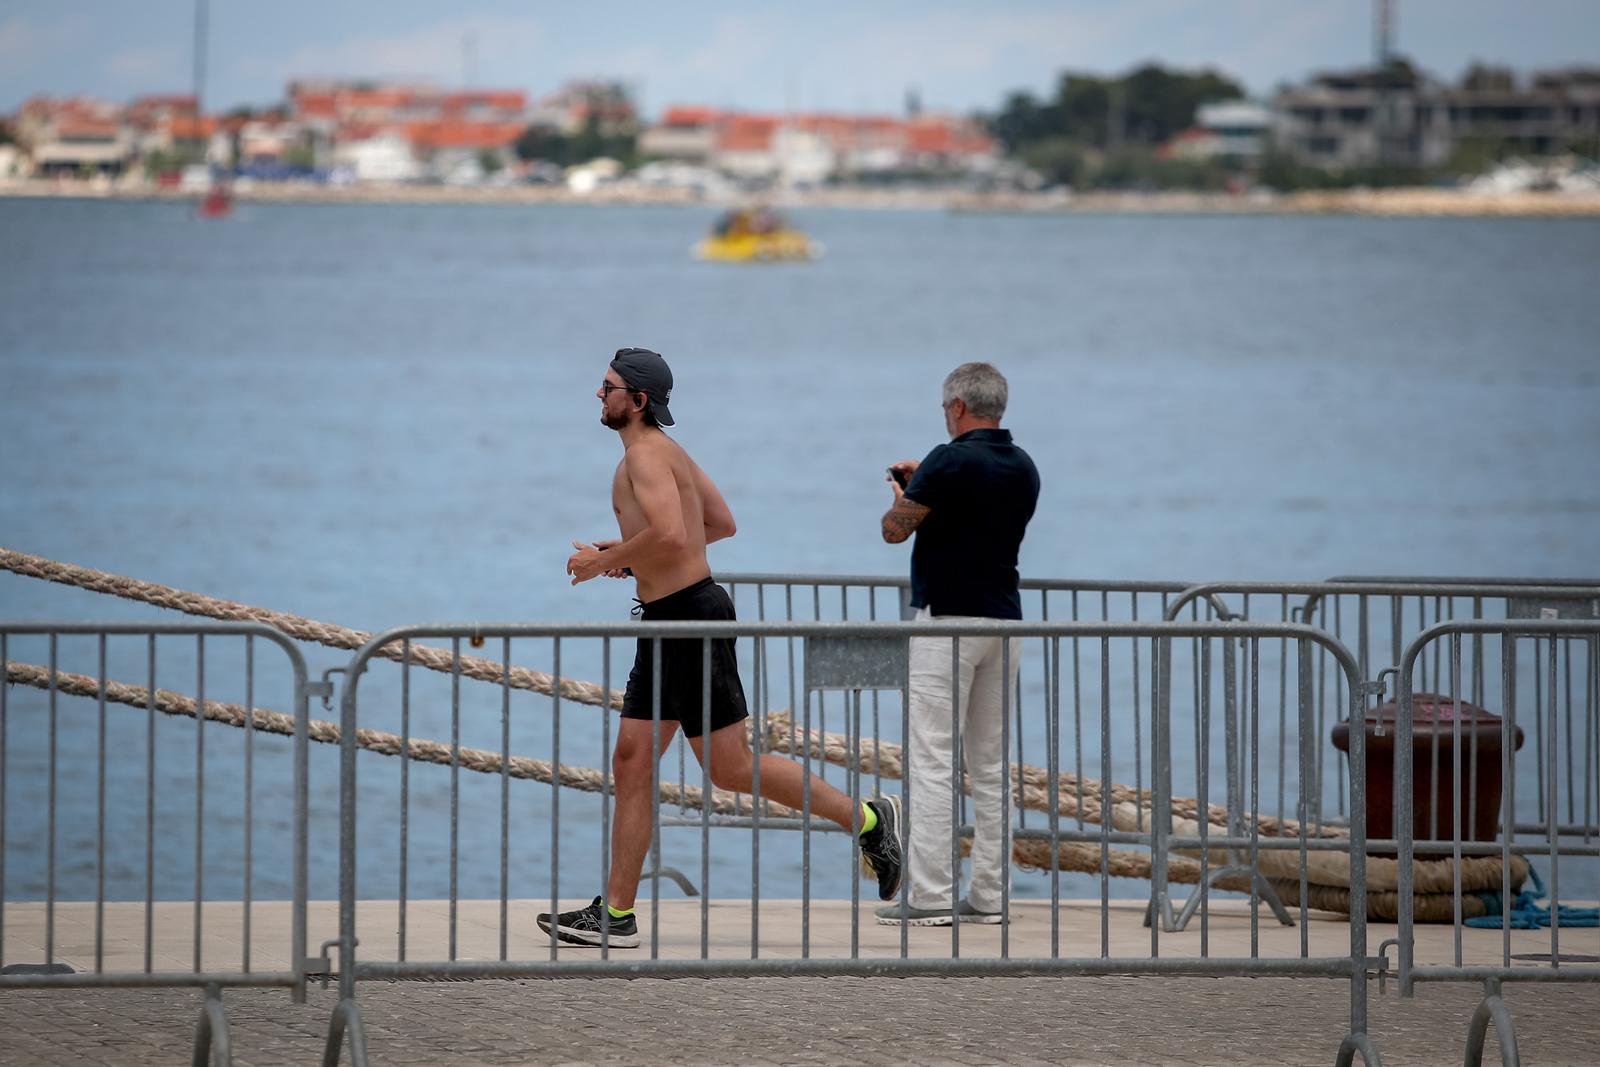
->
[[2, 976, 1595, 1066]]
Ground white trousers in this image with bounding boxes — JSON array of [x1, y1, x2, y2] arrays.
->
[[906, 608, 1023, 912]]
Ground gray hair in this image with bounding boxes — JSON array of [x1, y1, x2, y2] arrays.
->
[[942, 362, 1008, 421]]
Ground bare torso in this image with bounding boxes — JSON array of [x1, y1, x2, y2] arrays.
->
[[612, 434, 715, 603]]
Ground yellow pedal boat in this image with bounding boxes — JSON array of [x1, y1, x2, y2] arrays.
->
[[693, 208, 823, 262], [693, 229, 822, 262]]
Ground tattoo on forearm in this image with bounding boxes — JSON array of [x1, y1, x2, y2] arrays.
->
[[881, 497, 931, 543]]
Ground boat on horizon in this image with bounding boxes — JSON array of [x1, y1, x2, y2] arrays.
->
[[198, 180, 232, 218], [693, 207, 822, 263]]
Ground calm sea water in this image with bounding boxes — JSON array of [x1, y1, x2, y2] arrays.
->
[[2, 198, 1597, 908]]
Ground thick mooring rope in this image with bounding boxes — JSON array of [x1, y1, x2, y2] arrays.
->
[[0, 547, 622, 710]]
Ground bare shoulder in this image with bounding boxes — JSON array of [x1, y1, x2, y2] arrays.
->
[[623, 432, 682, 477]]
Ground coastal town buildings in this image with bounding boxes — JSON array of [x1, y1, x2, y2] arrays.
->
[[12, 96, 137, 176], [639, 107, 998, 185], [3, 65, 1597, 190], [529, 81, 639, 138], [287, 80, 528, 180], [1273, 64, 1600, 169], [1162, 101, 1274, 162]]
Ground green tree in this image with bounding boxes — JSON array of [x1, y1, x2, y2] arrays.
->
[[477, 148, 504, 175], [1258, 150, 1327, 191], [143, 147, 183, 177], [282, 143, 316, 170], [1021, 136, 1088, 187], [988, 91, 1051, 154], [1118, 64, 1243, 145], [569, 113, 607, 163], [1056, 75, 1111, 147], [514, 123, 570, 164], [988, 63, 1245, 154], [516, 116, 639, 168]]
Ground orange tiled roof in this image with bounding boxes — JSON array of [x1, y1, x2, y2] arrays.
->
[[715, 115, 780, 152], [56, 119, 121, 139], [345, 88, 418, 110], [905, 119, 995, 156], [19, 95, 119, 122], [796, 113, 898, 134], [443, 91, 526, 111], [129, 94, 197, 112], [290, 84, 529, 124], [335, 121, 383, 142], [294, 92, 340, 119], [661, 105, 720, 127], [404, 120, 524, 150], [166, 115, 220, 138]]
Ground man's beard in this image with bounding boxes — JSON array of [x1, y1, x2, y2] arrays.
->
[[601, 407, 630, 430]]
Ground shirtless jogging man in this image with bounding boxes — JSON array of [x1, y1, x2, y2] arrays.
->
[[539, 347, 902, 947]]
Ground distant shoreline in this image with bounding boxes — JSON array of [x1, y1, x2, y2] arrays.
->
[[4, 179, 1599, 217]]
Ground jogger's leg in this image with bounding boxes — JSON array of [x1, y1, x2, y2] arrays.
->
[[606, 716, 680, 910], [690, 720, 859, 831]]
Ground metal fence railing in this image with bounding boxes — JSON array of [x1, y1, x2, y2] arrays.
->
[[1147, 581, 1600, 933], [10, 578, 1594, 1065], [707, 575, 1219, 890], [0, 622, 315, 1066], [322, 618, 1383, 1067], [1395, 619, 1600, 1067]]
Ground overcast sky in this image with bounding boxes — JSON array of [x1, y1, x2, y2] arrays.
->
[[3, 1, 1596, 117]]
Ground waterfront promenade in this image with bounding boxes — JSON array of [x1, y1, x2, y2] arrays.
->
[[5, 176, 1600, 216], [3, 972, 1594, 1065], [2, 898, 1580, 971], [4, 898, 1595, 1065]]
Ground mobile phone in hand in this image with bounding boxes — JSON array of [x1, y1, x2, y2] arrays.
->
[[891, 467, 910, 488]]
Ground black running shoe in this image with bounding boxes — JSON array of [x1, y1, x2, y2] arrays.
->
[[858, 795, 904, 901], [535, 896, 640, 948]]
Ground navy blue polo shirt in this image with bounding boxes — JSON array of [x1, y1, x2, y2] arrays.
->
[[903, 427, 1040, 619]]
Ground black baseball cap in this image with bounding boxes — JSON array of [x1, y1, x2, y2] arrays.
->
[[609, 347, 675, 426]]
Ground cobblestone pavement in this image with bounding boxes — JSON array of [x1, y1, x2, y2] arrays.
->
[[2, 976, 1596, 1066]]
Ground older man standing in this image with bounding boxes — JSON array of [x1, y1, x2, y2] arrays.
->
[[878, 362, 1040, 926]]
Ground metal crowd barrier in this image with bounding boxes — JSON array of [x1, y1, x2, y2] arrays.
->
[[1149, 581, 1600, 932], [322, 618, 1381, 1067], [1396, 619, 1600, 1067], [702, 574, 1214, 889], [717, 572, 1199, 624], [0, 622, 314, 1066]]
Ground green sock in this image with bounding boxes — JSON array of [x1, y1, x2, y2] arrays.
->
[[607, 904, 634, 920], [859, 801, 878, 836]]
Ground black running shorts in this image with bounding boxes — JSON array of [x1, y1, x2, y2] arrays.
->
[[622, 576, 750, 738]]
